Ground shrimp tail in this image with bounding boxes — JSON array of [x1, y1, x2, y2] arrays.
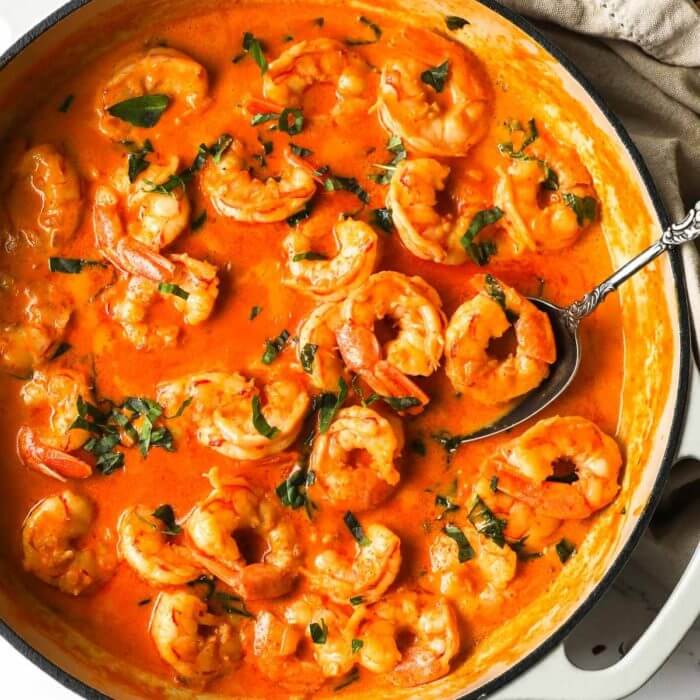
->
[[17, 426, 92, 481]]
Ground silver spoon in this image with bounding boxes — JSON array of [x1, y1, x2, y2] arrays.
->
[[462, 201, 700, 443]]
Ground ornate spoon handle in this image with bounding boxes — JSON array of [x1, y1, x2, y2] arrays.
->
[[563, 201, 700, 331]]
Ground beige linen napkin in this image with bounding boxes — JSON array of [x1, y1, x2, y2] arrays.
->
[[499, 0, 700, 589]]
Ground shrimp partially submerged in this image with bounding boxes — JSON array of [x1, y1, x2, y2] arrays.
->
[[283, 217, 378, 301], [156, 371, 310, 460], [494, 416, 623, 519], [337, 271, 446, 412], [117, 505, 204, 586], [263, 38, 372, 122], [201, 139, 315, 222], [150, 590, 242, 683], [494, 125, 598, 253], [185, 470, 300, 599], [297, 302, 347, 391], [22, 491, 116, 595], [18, 368, 94, 481], [7, 144, 82, 246], [358, 590, 459, 686], [388, 158, 471, 265], [309, 405, 404, 511], [445, 274, 556, 404], [309, 522, 401, 604], [98, 48, 209, 140], [378, 29, 490, 156]]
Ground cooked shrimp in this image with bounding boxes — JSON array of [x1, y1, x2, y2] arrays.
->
[[150, 590, 242, 683], [494, 127, 598, 252], [378, 29, 490, 156], [185, 469, 300, 600], [7, 144, 82, 246], [117, 505, 204, 586], [358, 590, 459, 686], [297, 302, 346, 391], [156, 371, 310, 460], [0, 287, 71, 374], [262, 38, 372, 122], [98, 47, 209, 140], [18, 367, 94, 480], [166, 253, 219, 325], [309, 405, 404, 511], [201, 139, 315, 222], [444, 274, 556, 404], [494, 416, 623, 519], [283, 217, 378, 301], [388, 158, 472, 264], [22, 491, 115, 595], [336, 271, 446, 411], [308, 523, 401, 604]]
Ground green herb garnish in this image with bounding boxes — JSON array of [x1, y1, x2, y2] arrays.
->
[[344, 510, 370, 546], [349, 595, 364, 606], [346, 15, 382, 45], [371, 207, 393, 233], [107, 94, 170, 127], [240, 32, 268, 73], [293, 251, 327, 261], [468, 495, 507, 547], [445, 15, 470, 30], [158, 282, 189, 300], [49, 257, 105, 274], [249, 305, 262, 320], [562, 193, 597, 226], [318, 377, 348, 432], [420, 60, 449, 93], [443, 524, 475, 562], [191, 211, 207, 231], [369, 135, 406, 184], [460, 208, 502, 265], [351, 639, 363, 653], [287, 201, 314, 227], [251, 394, 280, 438], [152, 504, 181, 535], [279, 107, 304, 135], [262, 329, 290, 364], [290, 143, 313, 157], [435, 494, 460, 519], [300, 343, 318, 373], [556, 538, 575, 563], [310, 618, 328, 644], [58, 94, 74, 113]]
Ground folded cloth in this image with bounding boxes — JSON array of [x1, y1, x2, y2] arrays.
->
[[498, 0, 700, 592]]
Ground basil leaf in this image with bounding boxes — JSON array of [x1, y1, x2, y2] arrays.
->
[[369, 136, 406, 184], [432, 430, 471, 454], [251, 394, 280, 439], [290, 143, 313, 157], [187, 574, 216, 600], [446, 15, 470, 30], [509, 537, 542, 561], [58, 94, 74, 113], [498, 118, 538, 158], [309, 618, 328, 644], [351, 638, 363, 654], [468, 495, 507, 547], [562, 193, 597, 226], [279, 107, 304, 135], [214, 590, 254, 617], [381, 395, 421, 411], [191, 211, 207, 231], [300, 343, 318, 373], [318, 377, 348, 433], [556, 538, 575, 563], [249, 305, 262, 320], [420, 61, 449, 93], [251, 111, 279, 126], [143, 173, 189, 195], [262, 329, 290, 364], [49, 257, 105, 274], [210, 133, 233, 163], [484, 274, 506, 308], [276, 465, 316, 519], [50, 342, 71, 360], [241, 32, 268, 73], [443, 524, 475, 562], [435, 494, 460, 519], [542, 163, 559, 191], [293, 251, 327, 261], [334, 668, 360, 691], [287, 201, 314, 227], [372, 207, 393, 233], [313, 16, 325, 27], [490, 475, 499, 492], [323, 174, 369, 204], [158, 282, 189, 300], [344, 510, 370, 546], [349, 595, 364, 606], [107, 94, 170, 127], [126, 139, 153, 183], [152, 504, 181, 535], [460, 207, 502, 265], [346, 15, 382, 45]]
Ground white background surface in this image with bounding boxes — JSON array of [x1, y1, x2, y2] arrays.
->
[[0, 1, 699, 698]]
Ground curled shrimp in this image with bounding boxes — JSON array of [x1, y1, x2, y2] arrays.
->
[[185, 469, 300, 600], [117, 505, 204, 586], [310, 405, 404, 511], [336, 271, 446, 412], [444, 274, 556, 404], [7, 144, 82, 246], [297, 302, 347, 391], [378, 29, 490, 156], [494, 416, 623, 519], [18, 368, 94, 480], [150, 590, 242, 684], [308, 522, 401, 604], [283, 216, 378, 301], [388, 158, 474, 264], [494, 127, 598, 252], [98, 47, 209, 140], [262, 38, 372, 122], [357, 590, 459, 686], [201, 139, 315, 223], [22, 491, 115, 595], [156, 371, 310, 460]]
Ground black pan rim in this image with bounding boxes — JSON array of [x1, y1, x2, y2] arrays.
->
[[0, 1, 691, 699]]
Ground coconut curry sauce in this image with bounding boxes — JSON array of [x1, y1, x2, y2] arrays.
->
[[0, 2, 627, 696]]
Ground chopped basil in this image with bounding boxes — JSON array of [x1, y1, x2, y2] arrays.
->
[[409, 438, 426, 456], [322, 172, 369, 204], [187, 574, 216, 600], [445, 15, 470, 30], [563, 193, 597, 226], [290, 143, 313, 157], [318, 377, 348, 432], [435, 494, 460, 519], [371, 207, 394, 233], [349, 595, 364, 606], [334, 668, 360, 691], [262, 329, 290, 364], [58, 94, 74, 113], [542, 163, 559, 191], [489, 475, 499, 492], [498, 118, 538, 158], [49, 257, 105, 274], [509, 537, 542, 561], [168, 396, 193, 419], [351, 639, 363, 654], [468, 495, 507, 547], [279, 107, 304, 135], [209, 133, 234, 163], [310, 618, 328, 644], [191, 211, 207, 231], [346, 15, 382, 45], [443, 524, 475, 562], [106, 94, 170, 127], [152, 504, 181, 535], [293, 251, 327, 261], [313, 16, 325, 26], [122, 396, 175, 456], [432, 430, 471, 454], [143, 173, 188, 195], [158, 282, 189, 300], [126, 139, 154, 183], [137, 598, 152, 606], [241, 32, 268, 73], [300, 343, 318, 373], [344, 510, 370, 546], [420, 61, 449, 93], [283, 34, 294, 42], [380, 395, 421, 411], [460, 207, 502, 265], [251, 111, 279, 126], [369, 135, 406, 184], [249, 305, 262, 320], [287, 201, 314, 227], [214, 591, 254, 618], [50, 342, 72, 360], [276, 464, 316, 519], [251, 394, 280, 439], [556, 538, 575, 563], [484, 274, 511, 317]]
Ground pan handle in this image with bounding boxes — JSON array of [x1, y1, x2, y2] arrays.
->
[[492, 361, 700, 700]]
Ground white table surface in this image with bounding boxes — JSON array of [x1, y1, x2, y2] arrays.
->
[[1, 1, 699, 698]]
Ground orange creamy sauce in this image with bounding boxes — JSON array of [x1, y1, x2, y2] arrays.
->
[[0, 3, 623, 696]]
